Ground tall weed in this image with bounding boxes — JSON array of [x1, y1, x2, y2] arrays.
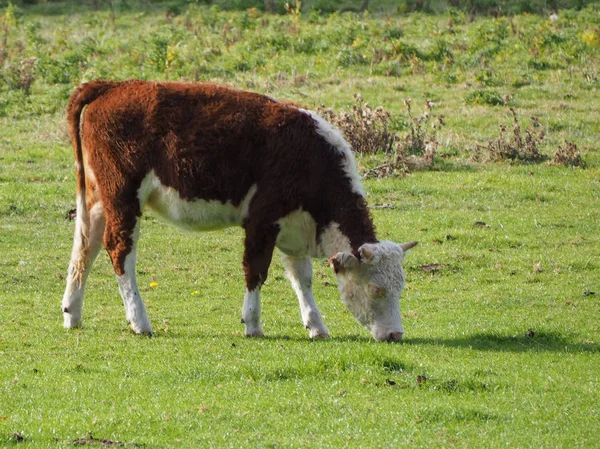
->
[[317, 94, 397, 155], [318, 95, 444, 177], [472, 108, 547, 163]]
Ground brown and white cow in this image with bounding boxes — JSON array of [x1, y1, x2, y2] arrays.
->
[[62, 80, 417, 341]]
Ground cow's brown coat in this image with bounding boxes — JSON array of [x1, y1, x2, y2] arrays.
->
[[67, 80, 377, 291]]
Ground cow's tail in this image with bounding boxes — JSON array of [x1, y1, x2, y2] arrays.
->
[[66, 80, 115, 286]]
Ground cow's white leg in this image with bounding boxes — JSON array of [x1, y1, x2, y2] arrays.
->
[[241, 221, 278, 338], [62, 202, 106, 329], [242, 287, 263, 337], [281, 255, 329, 338], [115, 221, 152, 334]]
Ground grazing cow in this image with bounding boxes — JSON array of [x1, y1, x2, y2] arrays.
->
[[62, 80, 417, 341]]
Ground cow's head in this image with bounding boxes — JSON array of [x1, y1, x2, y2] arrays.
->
[[329, 240, 417, 342]]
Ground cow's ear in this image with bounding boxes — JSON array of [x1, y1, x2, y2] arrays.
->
[[329, 252, 358, 274], [358, 245, 374, 262]]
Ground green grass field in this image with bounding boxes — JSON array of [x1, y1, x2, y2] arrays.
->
[[0, 2, 599, 447]]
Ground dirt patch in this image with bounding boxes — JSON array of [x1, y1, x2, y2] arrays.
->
[[417, 263, 447, 273], [71, 435, 141, 447], [473, 221, 490, 228]]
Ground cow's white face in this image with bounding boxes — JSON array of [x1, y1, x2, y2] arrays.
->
[[329, 241, 417, 342]]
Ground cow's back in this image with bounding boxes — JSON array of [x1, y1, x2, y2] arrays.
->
[[81, 81, 332, 212], [78, 81, 361, 238]]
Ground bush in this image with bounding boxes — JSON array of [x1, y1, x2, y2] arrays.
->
[[465, 88, 506, 106], [318, 95, 444, 178], [0, 55, 36, 94], [552, 141, 585, 167], [473, 108, 548, 163], [37, 52, 86, 84], [317, 94, 397, 155]]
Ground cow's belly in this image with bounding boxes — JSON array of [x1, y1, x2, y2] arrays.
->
[[139, 171, 257, 231]]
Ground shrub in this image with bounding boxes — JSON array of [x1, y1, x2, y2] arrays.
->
[[335, 47, 367, 67], [317, 94, 397, 155], [318, 96, 446, 178], [0, 56, 36, 94], [340, 97, 445, 178], [372, 98, 444, 176], [383, 26, 403, 40], [148, 33, 170, 71], [465, 88, 506, 106], [472, 108, 548, 163], [552, 141, 585, 167], [37, 52, 86, 84]]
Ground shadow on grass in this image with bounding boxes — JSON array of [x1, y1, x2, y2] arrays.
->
[[240, 334, 374, 343], [403, 331, 598, 353], [154, 330, 597, 354]]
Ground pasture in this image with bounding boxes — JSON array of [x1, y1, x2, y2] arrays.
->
[[1, 1, 599, 447]]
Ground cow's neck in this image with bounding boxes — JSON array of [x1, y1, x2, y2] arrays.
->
[[317, 196, 377, 257]]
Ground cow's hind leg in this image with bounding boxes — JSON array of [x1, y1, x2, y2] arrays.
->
[[62, 200, 106, 328], [281, 255, 329, 338], [241, 223, 279, 337], [104, 209, 152, 334]]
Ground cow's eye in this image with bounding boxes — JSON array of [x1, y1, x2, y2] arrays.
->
[[367, 283, 386, 298]]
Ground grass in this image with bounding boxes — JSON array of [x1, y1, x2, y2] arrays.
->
[[1, 2, 599, 448]]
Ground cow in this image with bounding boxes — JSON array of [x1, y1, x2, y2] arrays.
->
[[61, 80, 417, 342]]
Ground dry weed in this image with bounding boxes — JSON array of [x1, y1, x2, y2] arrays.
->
[[552, 140, 585, 167], [317, 94, 398, 155], [365, 98, 444, 178], [472, 108, 547, 163], [318, 95, 444, 178], [1, 56, 37, 95]]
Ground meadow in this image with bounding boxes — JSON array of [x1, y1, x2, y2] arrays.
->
[[0, 1, 599, 447]]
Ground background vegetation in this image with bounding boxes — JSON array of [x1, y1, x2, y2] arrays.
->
[[0, 1, 598, 447]]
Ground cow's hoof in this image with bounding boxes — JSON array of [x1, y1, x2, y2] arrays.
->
[[309, 328, 330, 339], [130, 321, 153, 335], [63, 314, 82, 329], [245, 331, 264, 338], [245, 328, 264, 338]]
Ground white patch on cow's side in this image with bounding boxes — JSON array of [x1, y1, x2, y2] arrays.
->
[[276, 209, 318, 257], [281, 255, 329, 338], [317, 222, 352, 258], [276, 212, 353, 259], [300, 109, 365, 196], [138, 171, 258, 231], [242, 288, 263, 337], [116, 223, 152, 334]]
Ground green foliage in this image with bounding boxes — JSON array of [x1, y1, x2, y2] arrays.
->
[[465, 88, 506, 105], [37, 51, 87, 84]]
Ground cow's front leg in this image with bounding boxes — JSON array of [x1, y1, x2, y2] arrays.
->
[[241, 223, 279, 337], [242, 288, 263, 337], [105, 215, 152, 334], [281, 255, 329, 338]]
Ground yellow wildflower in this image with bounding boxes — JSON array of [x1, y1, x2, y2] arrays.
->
[[582, 29, 599, 47]]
